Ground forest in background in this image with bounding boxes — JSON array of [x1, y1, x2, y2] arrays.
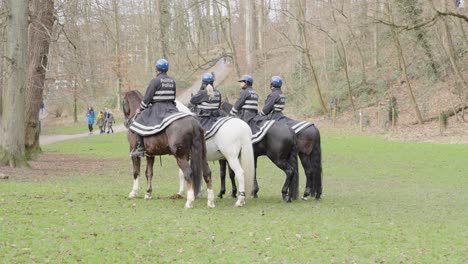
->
[[0, 0, 467, 167]]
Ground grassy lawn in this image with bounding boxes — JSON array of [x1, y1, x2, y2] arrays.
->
[[40, 123, 87, 135], [1, 131, 467, 263]]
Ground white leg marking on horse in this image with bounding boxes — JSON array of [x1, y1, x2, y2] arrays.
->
[[128, 177, 139, 198], [207, 189, 216, 208], [185, 190, 195, 209], [178, 169, 185, 195], [234, 195, 246, 207]]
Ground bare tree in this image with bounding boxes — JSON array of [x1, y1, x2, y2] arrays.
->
[[0, 0, 29, 167], [24, 0, 55, 159], [388, 1, 424, 125]]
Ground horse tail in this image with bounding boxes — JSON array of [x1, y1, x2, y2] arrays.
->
[[190, 119, 206, 198], [240, 132, 255, 198], [311, 126, 323, 199], [289, 131, 300, 200]]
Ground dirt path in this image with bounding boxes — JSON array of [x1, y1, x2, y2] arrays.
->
[[39, 59, 232, 146], [177, 59, 232, 104]]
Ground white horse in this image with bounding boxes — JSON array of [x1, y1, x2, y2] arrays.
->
[[175, 100, 255, 207]]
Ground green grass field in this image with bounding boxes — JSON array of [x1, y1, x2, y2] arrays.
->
[[1, 131, 467, 263]]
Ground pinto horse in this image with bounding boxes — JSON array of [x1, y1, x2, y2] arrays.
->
[[220, 101, 323, 200], [175, 101, 255, 207], [123, 90, 214, 208], [220, 101, 299, 202]]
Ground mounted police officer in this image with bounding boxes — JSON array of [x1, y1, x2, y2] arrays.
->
[[190, 73, 222, 131], [261, 75, 313, 134], [230, 74, 274, 144], [129, 58, 191, 157], [229, 74, 258, 123], [260, 76, 286, 121]]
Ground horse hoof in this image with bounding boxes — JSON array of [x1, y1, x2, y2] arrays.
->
[[230, 193, 237, 199], [302, 196, 308, 201], [184, 203, 194, 209], [217, 194, 223, 199], [128, 192, 137, 198], [207, 202, 216, 208], [252, 193, 258, 199], [144, 194, 152, 200]]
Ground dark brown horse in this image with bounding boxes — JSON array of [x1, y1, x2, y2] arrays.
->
[[123, 90, 214, 208], [294, 124, 322, 200]]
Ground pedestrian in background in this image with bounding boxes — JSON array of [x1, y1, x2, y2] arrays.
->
[[86, 106, 96, 134]]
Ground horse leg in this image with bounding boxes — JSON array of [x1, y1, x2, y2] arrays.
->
[[252, 156, 259, 198], [144, 156, 155, 199], [217, 160, 227, 198], [177, 169, 185, 196], [228, 165, 237, 198], [202, 157, 215, 209], [226, 157, 246, 207], [270, 157, 295, 203], [176, 157, 195, 208], [299, 153, 313, 200], [128, 156, 141, 198]]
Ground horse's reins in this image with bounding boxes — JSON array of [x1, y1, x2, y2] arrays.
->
[[124, 111, 139, 128]]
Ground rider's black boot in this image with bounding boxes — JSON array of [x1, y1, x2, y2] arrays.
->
[[131, 134, 145, 157]]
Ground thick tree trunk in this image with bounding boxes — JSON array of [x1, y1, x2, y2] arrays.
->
[[0, 0, 29, 168], [25, 0, 55, 159]]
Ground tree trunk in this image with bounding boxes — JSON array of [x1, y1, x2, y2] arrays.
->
[[373, 1, 379, 67], [298, 0, 328, 113], [112, 0, 122, 110], [25, 0, 54, 159], [439, 0, 468, 91], [330, 0, 356, 114], [0, 0, 29, 167], [157, 0, 169, 58], [245, 0, 257, 71], [222, 0, 241, 77], [389, 2, 424, 125], [257, 0, 265, 51], [396, 0, 439, 78]]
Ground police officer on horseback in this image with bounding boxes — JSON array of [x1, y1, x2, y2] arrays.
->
[[260, 76, 286, 121], [190, 73, 222, 129], [130, 58, 190, 157], [229, 74, 259, 123]]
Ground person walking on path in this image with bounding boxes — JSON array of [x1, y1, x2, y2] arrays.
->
[[106, 111, 115, 133], [86, 107, 96, 134], [96, 111, 105, 134]]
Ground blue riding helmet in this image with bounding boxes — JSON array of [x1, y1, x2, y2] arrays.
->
[[155, 59, 169, 71], [202, 73, 214, 83], [271, 76, 282, 88], [238, 74, 253, 84]]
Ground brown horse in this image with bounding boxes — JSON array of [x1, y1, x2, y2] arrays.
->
[[123, 90, 214, 208]]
